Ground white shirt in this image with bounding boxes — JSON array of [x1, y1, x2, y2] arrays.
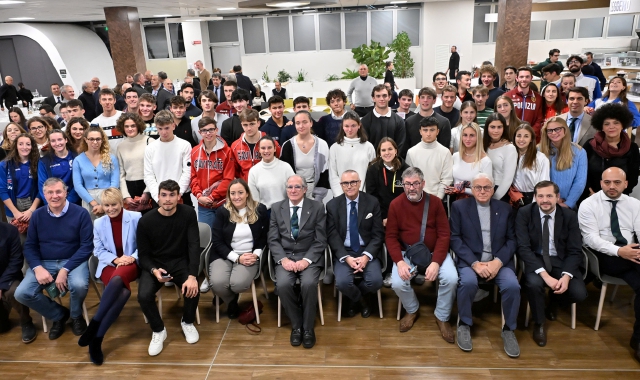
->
[[373, 108, 393, 118], [288, 198, 312, 264], [513, 152, 550, 193], [227, 208, 263, 262], [575, 73, 598, 103], [536, 208, 573, 278], [578, 191, 640, 256], [92, 111, 124, 151]]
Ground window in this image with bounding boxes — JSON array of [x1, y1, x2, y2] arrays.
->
[[208, 20, 239, 43], [242, 18, 266, 54], [472, 6, 491, 43], [370, 11, 393, 46], [530, 20, 546, 41], [549, 19, 575, 40], [267, 17, 290, 53], [292, 15, 316, 51], [144, 25, 169, 59], [608, 14, 635, 37], [345, 12, 367, 49], [397, 10, 420, 46], [578, 17, 604, 38], [168, 23, 185, 58], [319, 13, 341, 50]]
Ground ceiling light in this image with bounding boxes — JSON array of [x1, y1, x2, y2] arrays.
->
[[390, 1, 407, 3], [8, 17, 34, 20], [218, 7, 237, 10], [154, 14, 173, 17], [184, 19, 202, 22], [266, 2, 310, 8], [0, 1, 26, 4]]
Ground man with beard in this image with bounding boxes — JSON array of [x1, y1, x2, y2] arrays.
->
[[566, 55, 600, 102]]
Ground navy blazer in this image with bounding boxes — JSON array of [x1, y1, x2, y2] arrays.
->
[[0, 222, 23, 291], [93, 210, 142, 278], [210, 204, 269, 264], [450, 198, 516, 270]]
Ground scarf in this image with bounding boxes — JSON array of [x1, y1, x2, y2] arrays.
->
[[589, 130, 631, 158]]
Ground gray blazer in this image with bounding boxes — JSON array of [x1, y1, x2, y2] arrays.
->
[[559, 112, 595, 147], [268, 198, 327, 267]]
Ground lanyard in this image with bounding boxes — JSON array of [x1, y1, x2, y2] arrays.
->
[[383, 168, 396, 193]]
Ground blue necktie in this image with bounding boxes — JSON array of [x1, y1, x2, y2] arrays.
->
[[291, 206, 300, 240], [349, 201, 360, 252]]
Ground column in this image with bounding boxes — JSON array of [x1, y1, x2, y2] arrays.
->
[[494, 0, 533, 76], [104, 7, 147, 83]]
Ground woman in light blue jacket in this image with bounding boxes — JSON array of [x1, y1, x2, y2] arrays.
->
[[78, 188, 141, 365]]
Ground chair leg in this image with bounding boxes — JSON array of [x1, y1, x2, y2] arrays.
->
[[501, 305, 505, 328], [82, 302, 89, 324], [144, 313, 149, 324], [595, 283, 608, 331], [215, 295, 220, 324], [397, 298, 402, 321], [42, 316, 48, 333], [251, 282, 260, 325], [494, 284, 499, 303], [277, 296, 282, 327], [377, 289, 383, 319], [91, 280, 102, 300], [196, 306, 200, 325], [174, 284, 182, 300], [571, 303, 576, 330], [610, 284, 619, 303], [317, 283, 324, 326], [337, 291, 342, 322], [260, 272, 269, 300], [333, 284, 337, 298], [158, 290, 163, 321], [525, 302, 530, 328]]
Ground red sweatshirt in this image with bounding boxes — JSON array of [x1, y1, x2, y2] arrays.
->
[[385, 193, 450, 266], [505, 87, 544, 143], [190, 137, 235, 208], [230, 132, 281, 181]]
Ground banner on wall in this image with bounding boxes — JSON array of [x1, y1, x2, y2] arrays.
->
[[609, 0, 638, 14]]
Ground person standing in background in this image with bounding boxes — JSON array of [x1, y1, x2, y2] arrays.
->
[[446, 46, 460, 81]]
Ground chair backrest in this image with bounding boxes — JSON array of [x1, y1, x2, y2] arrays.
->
[[198, 222, 212, 275], [88, 255, 99, 281], [582, 246, 602, 281]]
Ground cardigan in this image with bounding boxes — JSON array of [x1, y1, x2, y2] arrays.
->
[[210, 204, 269, 264], [72, 153, 120, 204], [280, 136, 330, 200], [547, 144, 587, 209]]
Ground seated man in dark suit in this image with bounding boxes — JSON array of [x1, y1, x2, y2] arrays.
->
[[450, 173, 520, 358], [268, 175, 327, 349], [326, 170, 383, 318], [516, 180, 587, 347]]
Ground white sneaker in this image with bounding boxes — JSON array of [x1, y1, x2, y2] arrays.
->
[[474, 289, 490, 303], [164, 281, 175, 287], [200, 278, 210, 293], [148, 328, 167, 356], [181, 320, 199, 344]]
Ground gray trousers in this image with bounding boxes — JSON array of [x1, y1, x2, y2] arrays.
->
[[209, 258, 258, 305], [275, 264, 321, 331]]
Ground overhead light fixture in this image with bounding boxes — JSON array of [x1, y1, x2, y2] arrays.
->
[[8, 16, 34, 20], [302, 9, 317, 13], [154, 14, 173, 17], [390, 1, 407, 3], [0, 1, 26, 4], [184, 19, 202, 22], [266, 2, 310, 8], [218, 7, 237, 10]]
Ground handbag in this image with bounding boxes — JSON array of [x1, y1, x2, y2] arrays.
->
[[508, 185, 525, 209], [238, 300, 263, 335], [124, 196, 153, 212], [10, 218, 29, 234], [403, 195, 432, 274]]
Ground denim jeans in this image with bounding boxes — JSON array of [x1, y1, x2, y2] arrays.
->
[[15, 260, 89, 321], [198, 206, 217, 233]]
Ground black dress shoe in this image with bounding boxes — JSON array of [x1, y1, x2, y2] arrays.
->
[[227, 297, 239, 319], [545, 306, 557, 321], [290, 328, 302, 346], [345, 298, 358, 318], [359, 297, 371, 318], [631, 337, 640, 363], [78, 319, 101, 347], [89, 337, 104, 365], [302, 329, 316, 349], [21, 321, 37, 344], [71, 316, 88, 336], [49, 308, 70, 340], [533, 323, 547, 347]]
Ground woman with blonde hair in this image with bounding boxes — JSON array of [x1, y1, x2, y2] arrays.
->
[[73, 126, 120, 221], [512, 123, 550, 205], [209, 178, 268, 319], [539, 116, 586, 209], [447, 122, 492, 197], [450, 101, 478, 154], [0, 122, 26, 160]]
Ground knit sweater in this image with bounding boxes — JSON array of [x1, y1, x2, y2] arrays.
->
[[24, 202, 93, 271], [547, 144, 587, 208], [72, 153, 120, 204], [404, 111, 451, 156], [406, 140, 453, 199], [248, 158, 295, 209], [361, 111, 407, 158], [328, 137, 376, 196], [365, 160, 409, 219], [316, 114, 343, 148], [486, 143, 518, 200], [144, 136, 192, 202], [452, 154, 493, 195], [347, 76, 378, 107], [117, 134, 154, 199]]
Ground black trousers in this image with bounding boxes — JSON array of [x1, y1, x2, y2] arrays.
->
[[524, 261, 588, 325], [137, 266, 199, 332], [1, 280, 31, 328], [595, 251, 640, 340]]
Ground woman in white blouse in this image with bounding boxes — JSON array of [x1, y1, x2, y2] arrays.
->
[[447, 122, 492, 198], [512, 123, 550, 205], [483, 113, 518, 202], [329, 112, 376, 197], [248, 135, 294, 213]]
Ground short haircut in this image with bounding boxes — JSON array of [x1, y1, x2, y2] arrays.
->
[[385, 61, 393, 68], [471, 172, 494, 186], [233, 65, 242, 72], [198, 116, 217, 129], [268, 95, 284, 107], [591, 102, 633, 130], [401, 166, 424, 182], [180, 83, 195, 91], [471, 85, 489, 96], [43, 177, 68, 192], [212, 72, 222, 80], [585, 52, 593, 58], [432, 72, 447, 82], [418, 87, 437, 99], [456, 70, 471, 81], [39, 104, 55, 114], [66, 99, 84, 109], [199, 90, 217, 104], [478, 65, 498, 79], [101, 187, 124, 205], [50, 83, 60, 88], [99, 88, 116, 99], [158, 180, 180, 194], [158, 71, 168, 80], [59, 103, 68, 110], [169, 95, 187, 107], [442, 85, 457, 95], [293, 96, 310, 107], [231, 88, 250, 102], [287, 174, 307, 188], [124, 87, 138, 97], [133, 73, 143, 83], [371, 84, 390, 97], [398, 89, 414, 99], [549, 48, 560, 57], [420, 116, 439, 129], [504, 65, 517, 73], [325, 89, 347, 104], [568, 87, 590, 101], [567, 55, 584, 65], [517, 66, 533, 76], [187, 68, 196, 76], [223, 80, 238, 89], [534, 180, 560, 195], [238, 108, 259, 122], [139, 93, 156, 105], [541, 63, 562, 75], [154, 110, 174, 126]]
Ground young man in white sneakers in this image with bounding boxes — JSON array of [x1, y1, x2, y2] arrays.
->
[[137, 179, 201, 356]]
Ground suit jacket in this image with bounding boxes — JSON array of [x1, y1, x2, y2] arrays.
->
[[0, 222, 23, 291], [210, 204, 269, 263], [515, 203, 583, 277], [326, 192, 384, 262], [450, 198, 516, 270], [93, 210, 142, 278], [235, 72, 256, 99], [43, 95, 59, 108], [207, 84, 226, 104], [78, 91, 97, 121], [199, 69, 212, 90], [132, 83, 150, 97], [559, 112, 595, 147], [156, 88, 173, 111], [268, 198, 327, 266]]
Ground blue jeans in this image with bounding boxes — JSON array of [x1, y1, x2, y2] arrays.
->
[[15, 260, 89, 321], [198, 206, 217, 233], [391, 253, 458, 321]]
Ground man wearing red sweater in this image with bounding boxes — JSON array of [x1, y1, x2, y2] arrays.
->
[[386, 167, 457, 343], [506, 67, 543, 142]]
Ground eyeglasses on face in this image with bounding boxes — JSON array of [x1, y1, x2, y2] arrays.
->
[[472, 185, 493, 192], [402, 181, 422, 189], [199, 128, 217, 135], [286, 185, 305, 190], [30, 125, 45, 131], [340, 180, 361, 188], [546, 127, 565, 134], [87, 138, 103, 143]]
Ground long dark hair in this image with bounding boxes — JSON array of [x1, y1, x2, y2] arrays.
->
[[335, 111, 368, 144], [6, 133, 40, 181], [369, 137, 402, 171], [602, 76, 629, 106], [66, 117, 90, 152], [44, 129, 76, 159], [540, 84, 565, 117], [512, 123, 538, 170], [482, 113, 510, 151], [8, 107, 26, 127]]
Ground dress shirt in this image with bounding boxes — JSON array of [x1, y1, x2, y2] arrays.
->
[[535, 208, 573, 278], [372, 108, 393, 118], [288, 198, 312, 264], [578, 191, 640, 256], [568, 112, 585, 144], [341, 195, 372, 262], [46, 200, 69, 218]]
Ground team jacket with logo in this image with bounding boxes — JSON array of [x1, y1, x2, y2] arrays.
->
[[506, 88, 543, 142], [190, 137, 235, 208], [230, 132, 281, 181]]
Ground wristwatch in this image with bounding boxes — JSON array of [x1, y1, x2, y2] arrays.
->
[[150, 267, 157, 275]]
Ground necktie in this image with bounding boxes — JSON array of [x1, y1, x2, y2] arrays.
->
[[349, 201, 360, 252], [608, 200, 628, 246], [291, 206, 300, 240], [56, 96, 61, 103], [541, 215, 552, 272], [569, 118, 577, 140]]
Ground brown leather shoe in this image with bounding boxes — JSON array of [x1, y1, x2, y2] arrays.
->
[[399, 311, 419, 332], [533, 323, 547, 347], [435, 317, 454, 343]]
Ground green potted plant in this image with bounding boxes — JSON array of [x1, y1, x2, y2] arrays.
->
[[341, 68, 359, 80], [351, 41, 390, 79], [389, 32, 414, 78], [296, 69, 308, 82], [277, 69, 292, 83], [262, 66, 270, 82]]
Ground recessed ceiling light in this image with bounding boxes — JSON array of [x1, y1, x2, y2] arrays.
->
[[217, 7, 236, 10], [266, 2, 310, 8], [154, 14, 173, 17], [390, 1, 407, 3], [0, 1, 26, 5], [9, 17, 34, 20], [184, 19, 202, 22]]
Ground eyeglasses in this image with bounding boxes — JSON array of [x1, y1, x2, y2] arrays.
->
[[546, 127, 565, 134], [435, 77, 447, 82], [340, 180, 360, 188], [286, 185, 305, 190], [472, 185, 493, 192], [30, 125, 45, 131], [87, 138, 103, 143], [199, 128, 217, 135], [567, 60, 581, 65], [402, 181, 422, 189]]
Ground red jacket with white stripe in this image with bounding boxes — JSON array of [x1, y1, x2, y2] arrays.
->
[[505, 87, 544, 142], [230, 132, 281, 181], [190, 137, 235, 208]]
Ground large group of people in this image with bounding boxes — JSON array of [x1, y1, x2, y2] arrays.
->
[[1, 56, 640, 367]]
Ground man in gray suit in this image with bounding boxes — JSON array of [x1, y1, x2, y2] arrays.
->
[[268, 175, 327, 349], [559, 87, 595, 147]]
